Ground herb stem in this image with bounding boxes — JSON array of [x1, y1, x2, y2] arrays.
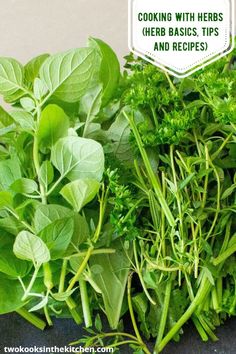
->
[[58, 259, 68, 293], [124, 111, 175, 227], [157, 274, 211, 352], [155, 278, 173, 352], [22, 266, 40, 300], [67, 246, 94, 292], [16, 307, 46, 330], [79, 278, 92, 327]]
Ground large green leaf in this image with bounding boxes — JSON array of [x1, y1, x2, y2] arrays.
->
[[0, 57, 25, 102], [13, 231, 50, 267], [51, 136, 104, 182], [89, 38, 120, 106], [90, 240, 131, 329], [39, 217, 74, 260], [0, 247, 31, 278], [0, 275, 24, 314], [0, 158, 21, 190], [37, 104, 69, 147], [60, 179, 100, 212], [34, 204, 73, 233], [39, 48, 100, 103]]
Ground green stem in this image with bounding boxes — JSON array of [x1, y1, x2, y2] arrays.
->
[[213, 243, 236, 265], [66, 248, 115, 260], [155, 279, 173, 352], [22, 266, 40, 300], [16, 307, 46, 330], [58, 259, 68, 293], [67, 246, 94, 291], [157, 274, 211, 353], [79, 278, 92, 327], [33, 105, 47, 205], [124, 111, 175, 227], [44, 304, 53, 326], [192, 315, 208, 341], [128, 273, 146, 347], [133, 241, 156, 305]]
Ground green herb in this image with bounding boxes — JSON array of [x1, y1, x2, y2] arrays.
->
[[0, 39, 235, 354]]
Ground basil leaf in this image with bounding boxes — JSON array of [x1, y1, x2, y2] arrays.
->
[[33, 78, 48, 100], [65, 214, 90, 256], [37, 104, 69, 148], [51, 136, 104, 182], [0, 247, 31, 278], [24, 53, 50, 85], [13, 231, 50, 266], [34, 204, 73, 233], [39, 161, 54, 189], [106, 110, 133, 162], [39, 218, 74, 260], [90, 240, 131, 329], [60, 179, 100, 212], [0, 57, 25, 102], [89, 38, 120, 106], [0, 275, 24, 314], [10, 178, 38, 194], [20, 97, 35, 112], [10, 110, 36, 131], [39, 48, 100, 103], [0, 158, 21, 190]]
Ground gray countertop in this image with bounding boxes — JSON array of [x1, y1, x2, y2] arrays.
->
[[0, 313, 236, 354]]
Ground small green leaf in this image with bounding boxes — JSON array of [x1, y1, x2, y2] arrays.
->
[[24, 53, 50, 85], [34, 204, 73, 233], [13, 231, 50, 266], [20, 97, 35, 112], [39, 161, 54, 189], [89, 38, 120, 106], [29, 296, 48, 312], [51, 136, 104, 182], [10, 178, 38, 194], [221, 184, 236, 200], [65, 214, 90, 256], [37, 104, 69, 148], [60, 179, 100, 212], [0, 158, 21, 190], [0, 57, 25, 102], [10, 110, 35, 131], [33, 78, 48, 100], [39, 218, 74, 260]]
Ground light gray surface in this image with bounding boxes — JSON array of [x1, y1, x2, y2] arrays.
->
[[0, 0, 128, 63]]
